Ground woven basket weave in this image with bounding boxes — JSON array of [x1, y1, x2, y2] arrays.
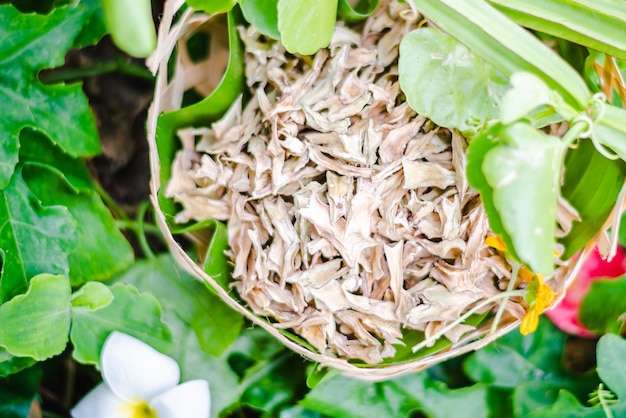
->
[[147, 0, 604, 380]]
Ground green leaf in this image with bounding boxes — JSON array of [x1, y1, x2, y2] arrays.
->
[[0, 274, 70, 361], [580, 278, 626, 335], [0, 170, 77, 302], [71, 282, 114, 311], [116, 254, 243, 357], [0, 365, 42, 418], [22, 166, 134, 286], [560, 139, 626, 259], [277, 0, 337, 55], [337, 0, 379, 23], [186, 0, 236, 13], [156, 11, 244, 222], [597, 333, 626, 400], [301, 372, 489, 418], [488, 0, 626, 62], [464, 318, 574, 386], [239, 351, 311, 413], [101, 0, 156, 58], [594, 105, 626, 161], [241, 0, 280, 39], [163, 313, 240, 418], [399, 27, 509, 133], [500, 71, 570, 124], [0, 348, 36, 377], [482, 123, 563, 274], [0, 3, 100, 188], [524, 390, 611, 418], [409, 0, 590, 110], [70, 283, 172, 366]]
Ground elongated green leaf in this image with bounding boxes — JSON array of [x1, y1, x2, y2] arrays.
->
[[0, 169, 76, 302], [101, 0, 155, 58], [0, 274, 70, 361], [241, 0, 280, 39], [482, 123, 562, 274], [408, 0, 590, 109], [117, 254, 242, 357], [157, 11, 244, 222], [0, 3, 100, 188], [277, 0, 337, 55], [597, 333, 626, 400], [70, 283, 172, 366], [399, 27, 509, 132], [488, 0, 626, 62], [560, 140, 626, 259]]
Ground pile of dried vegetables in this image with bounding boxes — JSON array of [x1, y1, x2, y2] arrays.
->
[[164, 0, 577, 364]]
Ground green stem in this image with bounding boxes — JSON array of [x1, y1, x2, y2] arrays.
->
[[137, 201, 156, 260], [39, 57, 154, 84], [115, 219, 162, 236], [490, 263, 521, 335], [412, 289, 527, 353], [562, 118, 593, 149]]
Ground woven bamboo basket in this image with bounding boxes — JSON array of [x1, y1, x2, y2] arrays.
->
[[147, 0, 615, 380]]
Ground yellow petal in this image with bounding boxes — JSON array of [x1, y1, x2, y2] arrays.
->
[[518, 266, 535, 283], [485, 236, 507, 252], [535, 283, 557, 313], [520, 308, 539, 336]]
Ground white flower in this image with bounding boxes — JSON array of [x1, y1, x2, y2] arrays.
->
[[71, 332, 210, 418]]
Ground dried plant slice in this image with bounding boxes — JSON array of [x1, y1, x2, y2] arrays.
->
[[159, 0, 580, 366]]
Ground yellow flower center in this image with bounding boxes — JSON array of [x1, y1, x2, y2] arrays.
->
[[119, 400, 158, 418]]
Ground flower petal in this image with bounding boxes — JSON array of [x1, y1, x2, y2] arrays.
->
[[151, 380, 211, 418], [102, 332, 180, 401], [71, 383, 125, 418]]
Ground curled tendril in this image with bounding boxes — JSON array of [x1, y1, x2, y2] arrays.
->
[[573, 114, 594, 138]]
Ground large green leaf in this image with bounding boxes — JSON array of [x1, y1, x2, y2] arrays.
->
[[0, 3, 100, 188], [116, 254, 243, 357], [399, 27, 509, 132], [560, 140, 626, 259], [70, 283, 172, 366], [0, 274, 71, 361], [524, 390, 620, 418], [0, 169, 77, 302], [488, 0, 626, 62], [481, 123, 563, 274], [277, 0, 337, 55], [19, 130, 134, 286], [301, 372, 489, 418]]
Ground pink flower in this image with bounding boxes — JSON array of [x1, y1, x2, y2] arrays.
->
[[547, 246, 626, 337]]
